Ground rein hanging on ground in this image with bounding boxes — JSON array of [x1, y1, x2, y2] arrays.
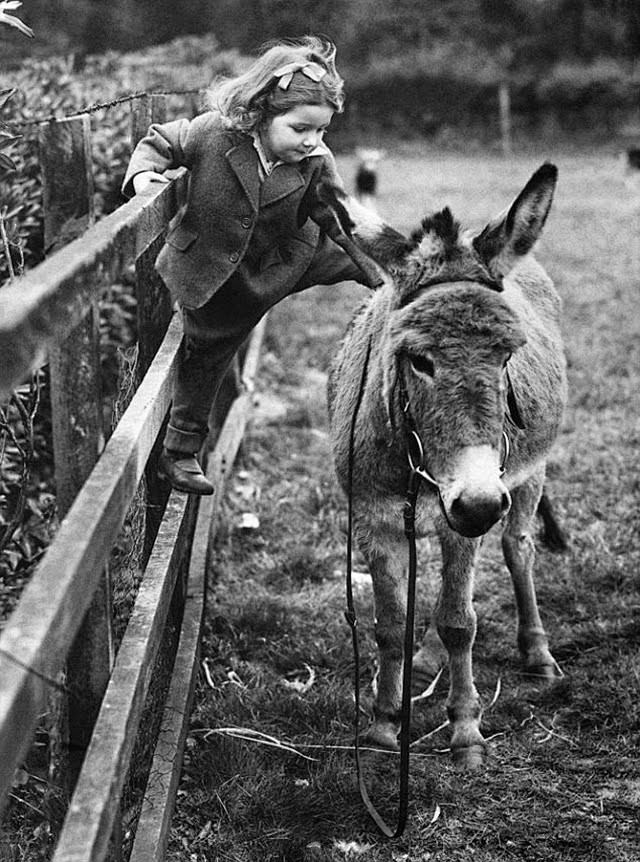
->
[[344, 328, 521, 838], [344, 335, 421, 839]]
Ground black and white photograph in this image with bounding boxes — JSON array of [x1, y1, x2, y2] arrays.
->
[[1, 2, 639, 860]]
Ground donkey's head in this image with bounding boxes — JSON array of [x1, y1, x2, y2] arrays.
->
[[320, 164, 558, 537]]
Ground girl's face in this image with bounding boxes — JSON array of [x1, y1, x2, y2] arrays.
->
[[260, 104, 334, 164]]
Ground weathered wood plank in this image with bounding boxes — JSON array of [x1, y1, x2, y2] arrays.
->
[[131, 95, 152, 149], [128, 317, 267, 862], [0, 314, 182, 814], [0, 170, 187, 399], [135, 238, 173, 381], [39, 115, 96, 254], [51, 488, 193, 862], [151, 94, 167, 126], [38, 116, 114, 791], [40, 114, 101, 515], [126, 573, 204, 862]]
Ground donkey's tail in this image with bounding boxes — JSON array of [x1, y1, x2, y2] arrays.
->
[[537, 489, 569, 553]]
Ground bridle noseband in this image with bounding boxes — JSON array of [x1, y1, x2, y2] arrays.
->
[[399, 362, 515, 496]]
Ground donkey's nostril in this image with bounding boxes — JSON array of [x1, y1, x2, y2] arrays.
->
[[449, 489, 510, 537], [450, 496, 465, 518]]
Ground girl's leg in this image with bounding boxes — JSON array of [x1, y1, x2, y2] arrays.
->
[[165, 276, 266, 454], [295, 233, 368, 292], [164, 328, 245, 455], [161, 277, 263, 493], [160, 241, 368, 493]]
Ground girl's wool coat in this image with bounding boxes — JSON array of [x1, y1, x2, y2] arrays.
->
[[122, 111, 345, 309]]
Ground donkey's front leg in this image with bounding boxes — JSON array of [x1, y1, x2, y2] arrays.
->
[[436, 529, 485, 767], [502, 474, 562, 680], [360, 525, 409, 751]]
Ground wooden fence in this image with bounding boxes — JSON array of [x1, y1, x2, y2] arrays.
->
[[0, 94, 264, 860]]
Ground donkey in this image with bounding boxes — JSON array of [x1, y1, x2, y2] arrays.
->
[[319, 163, 567, 768]]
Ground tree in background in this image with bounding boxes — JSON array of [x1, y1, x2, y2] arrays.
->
[[1, 0, 638, 68]]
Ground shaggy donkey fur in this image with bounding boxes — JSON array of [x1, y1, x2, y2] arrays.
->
[[321, 164, 567, 766]]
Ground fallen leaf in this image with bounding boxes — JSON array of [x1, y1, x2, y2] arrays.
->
[[281, 664, 316, 693], [333, 839, 374, 857], [239, 512, 260, 530]]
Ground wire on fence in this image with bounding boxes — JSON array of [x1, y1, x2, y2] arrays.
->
[[2, 88, 204, 129]]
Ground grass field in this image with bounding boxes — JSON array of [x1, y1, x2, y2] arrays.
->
[[167, 147, 640, 862]]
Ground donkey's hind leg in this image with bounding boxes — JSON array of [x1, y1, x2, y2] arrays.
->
[[502, 472, 562, 680]]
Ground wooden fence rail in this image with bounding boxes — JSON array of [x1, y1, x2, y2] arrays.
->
[[0, 93, 264, 860]]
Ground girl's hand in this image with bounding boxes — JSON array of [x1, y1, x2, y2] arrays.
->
[[132, 171, 170, 194]]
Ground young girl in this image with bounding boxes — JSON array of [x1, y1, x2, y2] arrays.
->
[[123, 36, 378, 495]]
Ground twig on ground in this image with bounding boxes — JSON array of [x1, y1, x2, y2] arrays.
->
[[487, 676, 502, 709], [410, 719, 450, 749], [534, 717, 578, 748], [411, 667, 443, 703], [202, 726, 320, 762]]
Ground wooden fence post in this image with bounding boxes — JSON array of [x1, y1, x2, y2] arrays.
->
[[38, 116, 115, 798], [131, 94, 152, 150], [39, 115, 101, 510], [499, 81, 513, 156], [131, 94, 175, 562]]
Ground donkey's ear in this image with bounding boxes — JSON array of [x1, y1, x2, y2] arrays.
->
[[473, 163, 557, 279]]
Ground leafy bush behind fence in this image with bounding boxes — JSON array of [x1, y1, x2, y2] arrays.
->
[[0, 35, 242, 596], [0, 34, 242, 282]]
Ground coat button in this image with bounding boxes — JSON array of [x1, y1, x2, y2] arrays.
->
[[241, 217, 252, 228], [229, 252, 239, 263]]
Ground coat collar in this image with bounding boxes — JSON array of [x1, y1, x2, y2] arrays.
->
[[226, 135, 312, 210]]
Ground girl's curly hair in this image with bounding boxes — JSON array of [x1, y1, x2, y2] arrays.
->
[[206, 35, 344, 132]]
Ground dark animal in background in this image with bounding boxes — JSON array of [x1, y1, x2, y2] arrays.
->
[[354, 148, 385, 212], [626, 148, 640, 170], [321, 163, 567, 767], [620, 148, 640, 190]]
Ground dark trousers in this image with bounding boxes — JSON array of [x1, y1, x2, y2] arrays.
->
[[164, 238, 364, 454]]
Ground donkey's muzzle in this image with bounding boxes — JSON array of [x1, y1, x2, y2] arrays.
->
[[448, 487, 511, 537]]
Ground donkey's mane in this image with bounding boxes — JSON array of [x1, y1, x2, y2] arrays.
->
[[381, 205, 503, 303], [410, 207, 461, 255]]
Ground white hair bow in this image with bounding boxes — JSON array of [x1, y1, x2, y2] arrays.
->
[[272, 61, 327, 90]]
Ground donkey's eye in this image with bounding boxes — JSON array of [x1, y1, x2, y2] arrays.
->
[[409, 353, 435, 377]]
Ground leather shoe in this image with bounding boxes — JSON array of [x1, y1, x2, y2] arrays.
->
[[158, 450, 214, 496]]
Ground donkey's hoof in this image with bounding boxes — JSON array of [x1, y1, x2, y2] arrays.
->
[[524, 659, 563, 682], [451, 743, 485, 770], [361, 722, 400, 751]]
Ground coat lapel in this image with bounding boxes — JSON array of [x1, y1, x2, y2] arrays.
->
[[260, 164, 306, 206], [226, 140, 260, 212]]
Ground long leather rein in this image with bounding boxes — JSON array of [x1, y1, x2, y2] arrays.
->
[[344, 333, 418, 837], [343, 336, 522, 838]]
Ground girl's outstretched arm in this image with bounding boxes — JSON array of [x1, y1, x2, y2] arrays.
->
[[121, 115, 208, 198]]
